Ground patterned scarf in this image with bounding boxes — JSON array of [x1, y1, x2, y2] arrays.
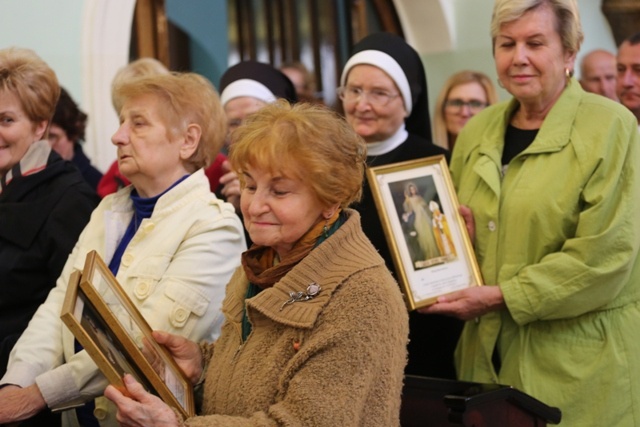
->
[[0, 140, 51, 193], [241, 209, 342, 290]]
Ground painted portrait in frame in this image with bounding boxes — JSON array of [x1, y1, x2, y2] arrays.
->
[[61, 252, 195, 418], [367, 155, 483, 310]]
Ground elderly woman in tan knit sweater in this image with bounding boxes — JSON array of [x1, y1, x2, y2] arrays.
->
[[105, 100, 409, 426]]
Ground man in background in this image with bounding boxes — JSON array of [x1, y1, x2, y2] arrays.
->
[[617, 32, 640, 124], [579, 49, 618, 101]]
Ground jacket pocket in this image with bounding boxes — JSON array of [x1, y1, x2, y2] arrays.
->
[[164, 281, 210, 332]]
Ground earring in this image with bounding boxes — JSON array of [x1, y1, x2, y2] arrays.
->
[[322, 215, 331, 238], [565, 68, 572, 79]]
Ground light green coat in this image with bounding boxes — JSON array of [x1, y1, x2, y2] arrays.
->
[[450, 79, 640, 427]]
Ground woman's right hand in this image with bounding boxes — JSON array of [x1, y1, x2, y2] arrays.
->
[[458, 205, 476, 245], [152, 331, 203, 386]]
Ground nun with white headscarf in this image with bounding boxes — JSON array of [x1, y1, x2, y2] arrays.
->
[[219, 60, 298, 147], [217, 60, 298, 217], [218, 60, 298, 246], [338, 32, 459, 381]]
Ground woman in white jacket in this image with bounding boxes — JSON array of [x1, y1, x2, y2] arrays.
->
[[0, 72, 246, 426]]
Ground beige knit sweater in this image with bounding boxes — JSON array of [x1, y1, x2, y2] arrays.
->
[[182, 209, 409, 426]]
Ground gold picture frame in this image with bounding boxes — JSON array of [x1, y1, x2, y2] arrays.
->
[[367, 155, 483, 310], [61, 251, 195, 418]]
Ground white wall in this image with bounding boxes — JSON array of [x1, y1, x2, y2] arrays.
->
[[0, 0, 85, 97], [0, 0, 134, 172], [394, 0, 616, 114]]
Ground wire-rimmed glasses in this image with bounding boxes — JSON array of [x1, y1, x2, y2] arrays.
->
[[337, 86, 400, 107]]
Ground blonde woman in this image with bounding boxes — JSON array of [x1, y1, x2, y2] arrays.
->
[[424, 1, 640, 424], [433, 70, 498, 151]]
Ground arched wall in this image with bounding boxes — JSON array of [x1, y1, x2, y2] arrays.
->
[[81, 0, 137, 172]]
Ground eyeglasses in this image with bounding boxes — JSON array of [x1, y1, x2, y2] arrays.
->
[[227, 118, 243, 133], [445, 99, 488, 113], [337, 86, 400, 107]]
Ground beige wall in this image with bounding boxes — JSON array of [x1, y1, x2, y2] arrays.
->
[[394, 0, 616, 114]]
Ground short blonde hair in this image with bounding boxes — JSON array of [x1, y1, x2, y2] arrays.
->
[[111, 57, 170, 111], [0, 47, 59, 127], [491, 0, 583, 55], [113, 72, 226, 171], [229, 100, 367, 209], [433, 70, 498, 149]]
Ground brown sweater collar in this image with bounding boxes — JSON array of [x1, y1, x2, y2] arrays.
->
[[224, 209, 385, 328]]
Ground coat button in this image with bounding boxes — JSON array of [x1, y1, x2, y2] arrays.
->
[[488, 221, 496, 232], [134, 281, 150, 299], [143, 222, 155, 233], [122, 253, 134, 266], [93, 407, 108, 420], [174, 307, 188, 323]]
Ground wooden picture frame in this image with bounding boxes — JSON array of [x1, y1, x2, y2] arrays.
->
[[366, 155, 483, 310], [61, 251, 195, 418], [61, 270, 157, 398]]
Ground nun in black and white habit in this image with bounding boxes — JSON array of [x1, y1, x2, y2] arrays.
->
[[217, 60, 298, 245], [339, 32, 461, 381], [220, 60, 297, 107], [218, 60, 298, 154]]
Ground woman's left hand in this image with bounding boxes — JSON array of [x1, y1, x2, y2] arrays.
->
[[104, 375, 179, 427], [0, 384, 46, 424], [418, 286, 505, 320]]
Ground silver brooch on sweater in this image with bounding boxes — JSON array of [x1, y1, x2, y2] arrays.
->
[[280, 282, 321, 311]]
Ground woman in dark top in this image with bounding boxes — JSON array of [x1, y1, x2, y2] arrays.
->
[[0, 47, 99, 426], [338, 32, 461, 379], [48, 87, 103, 191]]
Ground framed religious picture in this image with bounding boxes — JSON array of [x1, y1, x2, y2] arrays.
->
[[60, 270, 157, 399], [366, 155, 484, 310], [60, 251, 195, 418]]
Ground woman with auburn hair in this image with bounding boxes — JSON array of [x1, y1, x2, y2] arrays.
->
[[432, 70, 498, 151], [105, 100, 409, 427], [0, 71, 245, 426]]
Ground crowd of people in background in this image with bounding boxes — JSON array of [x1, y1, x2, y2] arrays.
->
[[0, 0, 639, 426]]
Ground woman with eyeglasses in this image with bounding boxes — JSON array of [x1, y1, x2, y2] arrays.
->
[[433, 70, 498, 151], [338, 33, 461, 381]]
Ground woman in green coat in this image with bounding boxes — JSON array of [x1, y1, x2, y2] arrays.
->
[[423, 1, 640, 426]]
